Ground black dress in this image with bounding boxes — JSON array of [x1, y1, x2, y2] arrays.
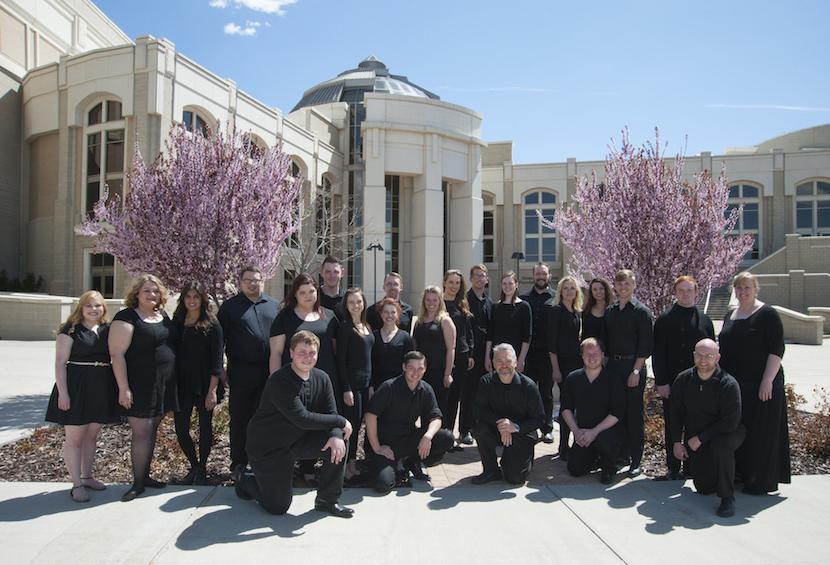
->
[[175, 321, 225, 408], [581, 310, 604, 342], [45, 323, 118, 426], [113, 308, 178, 418], [270, 308, 339, 386], [371, 329, 414, 388], [413, 318, 451, 412], [719, 304, 791, 493], [488, 301, 532, 358]]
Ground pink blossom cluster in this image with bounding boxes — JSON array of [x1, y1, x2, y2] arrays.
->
[[542, 128, 754, 316], [76, 124, 301, 300]]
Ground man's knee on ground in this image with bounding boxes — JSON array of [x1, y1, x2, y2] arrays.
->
[[373, 467, 396, 494], [260, 500, 290, 515]]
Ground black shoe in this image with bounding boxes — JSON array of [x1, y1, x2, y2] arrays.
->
[[717, 497, 735, 517], [176, 467, 198, 485], [628, 465, 642, 478], [314, 499, 354, 518], [121, 484, 145, 502], [665, 470, 684, 481], [406, 458, 431, 481], [471, 468, 503, 485], [600, 471, 614, 485], [194, 465, 207, 485], [344, 473, 367, 487], [557, 449, 569, 462], [144, 477, 166, 489], [541, 432, 554, 444], [459, 432, 474, 445]]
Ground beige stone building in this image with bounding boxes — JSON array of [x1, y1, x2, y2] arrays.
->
[[2, 0, 829, 311]]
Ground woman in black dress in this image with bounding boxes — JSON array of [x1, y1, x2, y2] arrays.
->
[[581, 277, 612, 341], [109, 274, 178, 501], [485, 271, 531, 373], [336, 287, 375, 482], [442, 269, 474, 447], [269, 273, 339, 484], [718, 271, 790, 494], [371, 298, 414, 388], [46, 290, 118, 502], [412, 286, 456, 418], [171, 281, 223, 485], [548, 276, 584, 461]]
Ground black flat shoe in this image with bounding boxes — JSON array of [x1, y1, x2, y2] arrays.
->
[[121, 484, 145, 502], [405, 458, 431, 481], [717, 497, 735, 517], [176, 467, 198, 485], [314, 499, 354, 518], [143, 477, 167, 489], [600, 471, 614, 485], [194, 466, 207, 485]]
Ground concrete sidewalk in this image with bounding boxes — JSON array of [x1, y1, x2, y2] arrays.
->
[[1, 477, 829, 565]]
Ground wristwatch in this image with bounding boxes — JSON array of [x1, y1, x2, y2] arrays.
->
[[633, 369, 641, 375]]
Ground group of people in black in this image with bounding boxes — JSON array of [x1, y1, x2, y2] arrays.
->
[[46, 257, 790, 519]]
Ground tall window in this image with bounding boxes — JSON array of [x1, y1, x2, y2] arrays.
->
[[726, 183, 761, 259], [182, 110, 210, 135], [89, 252, 115, 298], [524, 190, 557, 263], [85, 101, 125, 214], [483, 192, 495, 263], [795, 179, 830, 236], [347, 170, 363, 288], [384, 175, 400, 275]]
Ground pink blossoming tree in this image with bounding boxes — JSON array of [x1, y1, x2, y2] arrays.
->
[[542, 128, 754, 316], [76, 124, 301, 301]]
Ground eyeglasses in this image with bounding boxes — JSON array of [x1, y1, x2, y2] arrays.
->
[[242, 278, 263, 285], [693, 352, 718, 360], [471, 274, 488, 280]]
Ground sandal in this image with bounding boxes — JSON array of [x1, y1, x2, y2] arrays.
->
[[81, 477, 106, 491], [70, 485, 90, 502]]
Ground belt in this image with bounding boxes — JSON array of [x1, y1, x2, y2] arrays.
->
[[67, 361, 111, 367], [610, 355, 635, 361]]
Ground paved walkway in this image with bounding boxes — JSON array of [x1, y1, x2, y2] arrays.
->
[[1, 338, 828, 564]]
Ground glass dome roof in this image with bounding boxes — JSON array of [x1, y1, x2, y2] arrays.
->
[[290, 55, 439, 113]]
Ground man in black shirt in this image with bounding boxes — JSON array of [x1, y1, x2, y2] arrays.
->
[[366, 272, 413, 332], [671, 338, 744, 518], [518, 262, 556, 444], [472, 343, 545, 485], [319, 255, 345, 321], [236, 331, 354, 518], [601, 269, 653, 477], [653, 276, 715, 480], [561, 338, 625, 484], [364, 351, 455, 493], [459, 263, 493, 445], [217, 265, 280, 476]]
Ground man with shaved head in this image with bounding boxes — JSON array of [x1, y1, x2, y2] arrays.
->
[[670, 338, 745, 517]]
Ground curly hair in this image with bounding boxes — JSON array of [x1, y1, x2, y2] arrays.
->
[[123, 274, 167, 311]]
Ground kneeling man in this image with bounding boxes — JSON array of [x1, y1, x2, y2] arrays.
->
[[364, 351, 454, 493], [236, 331, 354, 518], [561, 337, 625, 484], [472, 343, 545, 485], [671, 338, 744, 517]]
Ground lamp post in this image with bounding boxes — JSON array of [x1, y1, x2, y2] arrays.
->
[[366, 243, 384, 303], [511, 252, 524, 278]]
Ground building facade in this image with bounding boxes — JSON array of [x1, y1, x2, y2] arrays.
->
[[2, 0, 829, 307]]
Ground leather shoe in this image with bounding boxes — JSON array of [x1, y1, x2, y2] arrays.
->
[[471, 468, 503, 485], [628, 465, 642, 478], [717, 497, 735, 517], [143, 477, 166, 489], [600, 471, 614, 484], [459, 432, 474, 445], [314, 499, 354, 518], [406, 458, 431, 481], [541, 432, 554, 444], [121, 484, 145, 502], [234, 475, 253, 500]]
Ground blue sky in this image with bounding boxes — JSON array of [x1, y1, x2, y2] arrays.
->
[[93, 0, 829, 164]]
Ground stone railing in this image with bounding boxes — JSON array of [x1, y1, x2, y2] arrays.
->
[[0, 293, 123, 340]]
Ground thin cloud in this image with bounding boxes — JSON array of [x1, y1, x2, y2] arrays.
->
[[209, 0, 297, 15], [435, 86, 550, 93], [246, 20, 262, 27], [707, 103, 830, 112], [224, 22, 257, 36]]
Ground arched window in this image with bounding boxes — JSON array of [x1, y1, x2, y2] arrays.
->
[[483, 192, 496, 264], [795, 179, 830, 236], [182, 109, 212, 135], [85, 100, 125, 214], [523, 190, 557, 263], [726, 183, 761, 259]]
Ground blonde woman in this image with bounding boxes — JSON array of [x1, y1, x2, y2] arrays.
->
[[412, 286, 457, 418], [46, 290, 118, 502]]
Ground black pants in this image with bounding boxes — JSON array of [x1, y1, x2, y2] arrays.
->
[[688, 425, 745, 498], [661, 396, 681, 473], [524, 347, 554, 434], [556, 353, 583, 455], [472, 421, 536, 484], [459, 340, 487, 436], [370, 428, 454, 493], [605, 358, 646, 467], [567, 427, 623, 477], [444, 352, 469, 432], [241, 431, 347, 515], [228, 363, 268, 470], [173, 393, 214, 467], [341, 386, 369, 461]]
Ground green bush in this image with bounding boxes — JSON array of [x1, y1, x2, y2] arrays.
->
[[0, 269, 44, 292]]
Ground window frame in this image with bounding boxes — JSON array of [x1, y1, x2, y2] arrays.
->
[[522, 189, 558, 264], [794, 179, 830, 237], [726, 182, 762, 260], [84, 99, 126, 215]]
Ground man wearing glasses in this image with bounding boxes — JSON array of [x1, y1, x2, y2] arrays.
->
[[670, 338, 744, 517], [218, 265, 281, 477]]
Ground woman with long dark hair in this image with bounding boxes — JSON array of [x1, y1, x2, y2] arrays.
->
[[171, 281, 224, 485], [109, 274, 178, 501], [581, 277, 612, 341], [442, 269, 474, 448], [45, 290, 118, 502]]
